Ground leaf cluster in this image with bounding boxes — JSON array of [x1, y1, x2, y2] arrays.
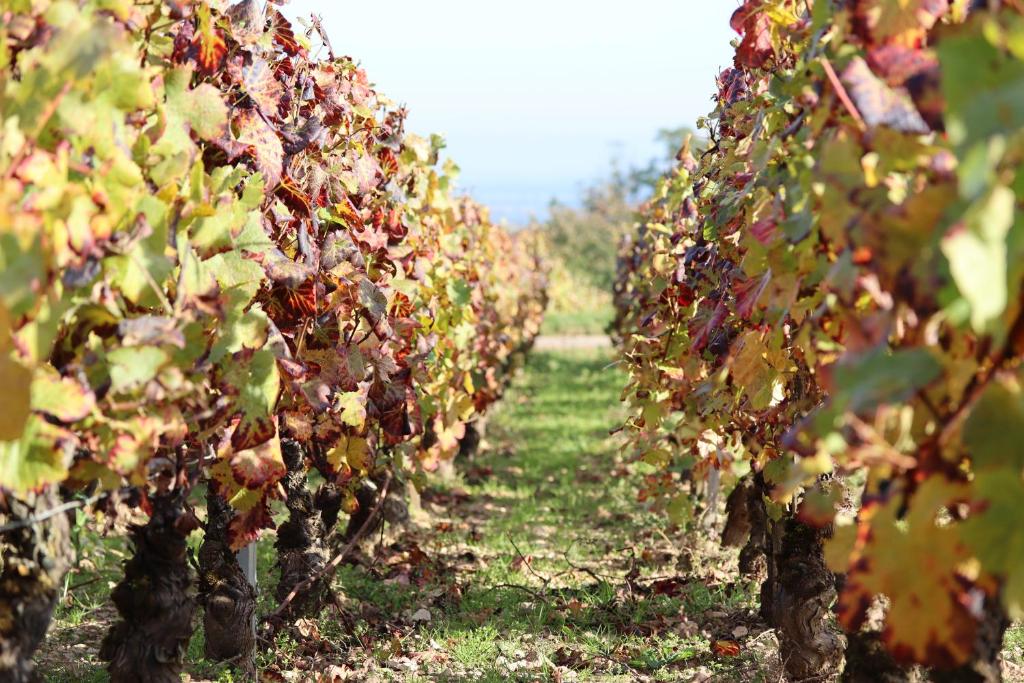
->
[[0, 0, 547, 550], [614, 0, 1024, 667]]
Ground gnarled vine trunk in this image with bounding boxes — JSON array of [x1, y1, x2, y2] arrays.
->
[[198, 487, 257, 680], [0, 487, 72, 683], [274, 439, 330, 620], [341, 472, 407, 543], [765, 517, 846, 679], [314, 480, 343, 535], [721, 474, 767, 579], [99, 490, 196, 683], [758, 487, 845, 680], [931, 592, 1008, 683], [457, 421, 482, 460]]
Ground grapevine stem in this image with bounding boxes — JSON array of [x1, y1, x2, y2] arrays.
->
[[819, 57, 866, 131], [264, 470, 393, 624]]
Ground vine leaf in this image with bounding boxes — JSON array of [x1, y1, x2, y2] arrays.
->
[[229, 57, 284, 117], [830, 478, 977, 667], [734, 271, 770, 320], [164, 67, 228, 142], [841, 58, 929, 134], [335, 389, 368, 430], [107, 347, 171, 394], [0, 357, 32, 441], [225, 348, 280, 451], [0, 417, 69, 493], [227, 432, 285, 490], [962, 469, 1024, 618], [0, 307, 31, 440], [193, 4, 227, 74], [233, 108, 284, 189], [30, 367, 95, 424], [730, 1, 774, 68], [938, 14, 1024, 152], [830, 346, 940, 413], [327, 434, 371, 474], [730, 331, 783, 411], [961, 371, 1024, 616], [941, 185, 1015, 333], [963, 371, 1024, 471], [854, 0, 948, 46]]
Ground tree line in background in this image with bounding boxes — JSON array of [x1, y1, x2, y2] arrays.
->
[[532, 128, 696, 334], [0, 1, 546, 680]]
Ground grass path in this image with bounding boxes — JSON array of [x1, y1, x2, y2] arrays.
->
[[39, 349, 769, 682], [367, 348, 1024, 683], [39, 347, 1024, 680], [288, 348, 770, 682]]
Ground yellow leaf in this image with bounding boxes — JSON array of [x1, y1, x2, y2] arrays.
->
[[328, 435, 371, 473], [0, 354, 31, 441]]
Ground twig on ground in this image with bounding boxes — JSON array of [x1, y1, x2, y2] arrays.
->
[[327, 590, 360, 638], [482, 582, 550, 604], [585, 650, 647, 678], [65, 576, 103, 593], [746, 628, 776, 647], [508, 534, 552, 587], [562, 551, 610, 586]]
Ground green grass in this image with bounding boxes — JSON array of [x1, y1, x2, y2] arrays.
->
[[268, 348, 768, 681], [1005, 623, 1024, 670], [539, 305, 614, 335]]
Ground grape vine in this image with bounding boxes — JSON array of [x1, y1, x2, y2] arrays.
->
[[615, 0, 1024, 678], [0, 1, 545, 679]]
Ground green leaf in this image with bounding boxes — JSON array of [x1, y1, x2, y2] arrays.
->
[[108, 346, 170, 393], [206, 250, 265, 300], [336, 391, 367, 428], [164, 67, 229, 142], [446, 278, 471, 307], [0, 416, 68, 493], [211, 304, 270, 364], [833, 347, 941, 413], [963, 373, 1024, 471], [31, 366, 95, 424], [962, 470, 1024, 619], [225, 348, 279, 450], [941, 186, 1015, 332], [104, 196, 173, 307], [940, 21, 1024, 151], [358, 278, 388, 324], [0, 232, 48, 317]]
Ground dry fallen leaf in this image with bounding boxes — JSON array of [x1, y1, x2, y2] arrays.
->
[[711, 639, 741, 657]]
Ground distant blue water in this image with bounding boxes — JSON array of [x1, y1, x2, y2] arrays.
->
[[463, 179, 586, 227]]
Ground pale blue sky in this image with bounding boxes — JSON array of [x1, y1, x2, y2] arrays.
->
[[285, 1, 737, 224]]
